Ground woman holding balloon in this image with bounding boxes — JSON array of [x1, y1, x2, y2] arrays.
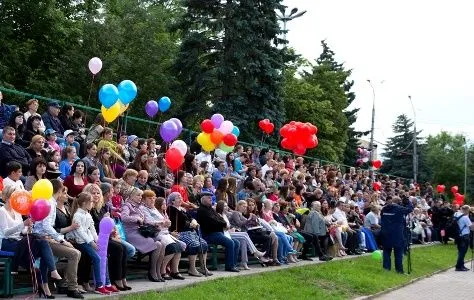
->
[[0, 186, 61, 298]]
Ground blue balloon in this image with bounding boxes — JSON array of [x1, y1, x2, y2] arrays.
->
[[98, 84, 119, 109], [158, 96, 171, 112], [118, 80, 137, 105], [231, 126, 240, 137]]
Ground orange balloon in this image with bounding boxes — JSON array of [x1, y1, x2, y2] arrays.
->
[[210, 129, 224, 145], [10, 190, 34, 215]]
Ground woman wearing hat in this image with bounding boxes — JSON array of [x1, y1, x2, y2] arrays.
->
[[167, 192, 210, 277]]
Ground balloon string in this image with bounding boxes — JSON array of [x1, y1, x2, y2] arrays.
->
[[85, 74, 95, 126], [26, 232, 39, 299], [147, 117, 151, 138]]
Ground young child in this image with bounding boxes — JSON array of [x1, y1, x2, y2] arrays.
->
[[68, 193, 115, 295], [59, 130, 80, 154], [111, 180, 124, 215], [45, 129, 61, 153]]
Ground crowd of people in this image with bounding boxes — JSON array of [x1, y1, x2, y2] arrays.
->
[[0, 91, 471, 298]]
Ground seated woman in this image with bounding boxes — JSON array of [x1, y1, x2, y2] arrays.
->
[[201, 175, 216, 206], [97, 148, 117, 184], [26, 135, 47, 160], [84, 184, 130, 291], [63, 160, 88, 198], [229, 199, 277, 265], [121, 187, 165, 282], [59, 146, 78, 180], [25, 157, 47, 191], [171, 171, 198, 210], [167, 192, 210, 276], [216, 201, 269, 270], [115, 169, 138, 200], [86, 166, 101, 185], [0, 186, 61, 298], [45, 149, 62, 179], [140, 191, 184, 280]]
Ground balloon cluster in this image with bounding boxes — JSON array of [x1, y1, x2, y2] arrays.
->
[[372, 159, 382, 169], [197, 114, 240, 153], [258, 119, 275, 134], [145, 96, 172, 118], [160, 118, 183, 143], [165, 140, 187, 171], [98, 80, 137, 123], [356, 148, 371, 166], [280, 121, 318, 156], [372, 181, 382, 191], [10, 179, 53, 221], [449, 186, 465, 205]]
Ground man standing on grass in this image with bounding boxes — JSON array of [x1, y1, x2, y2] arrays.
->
[[453, 205, 474, 271], [380, 195, 413, 274]]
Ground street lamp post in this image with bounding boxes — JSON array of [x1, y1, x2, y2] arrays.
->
[[367, 80, 375, 162], [276, 7, 307, 43], [408, 95, 417, 184]]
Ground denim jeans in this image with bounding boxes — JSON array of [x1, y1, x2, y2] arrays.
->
[[456, 235, 470, 269], [119, 240, 136, 258], [76, 243, 110, 287], [203, 232, 240, 270], [383, 246, 404, 273], [1, 238, 57, 284], [275, 232, 293, 262]]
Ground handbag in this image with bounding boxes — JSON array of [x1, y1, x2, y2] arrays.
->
[[115, 218, 127, 241], [139, 224, 159, 238]]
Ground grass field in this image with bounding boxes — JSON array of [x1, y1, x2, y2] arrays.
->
[[125, 244, 459, 300]]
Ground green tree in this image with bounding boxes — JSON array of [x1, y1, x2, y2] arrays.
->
[[173, 0, 289, 140], [423, 132, 474, 197], [380, 114, 429, 181], [283, 41, 350, 162]]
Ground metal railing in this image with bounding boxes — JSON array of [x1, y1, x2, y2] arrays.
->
[[0, 86, 408, 180]]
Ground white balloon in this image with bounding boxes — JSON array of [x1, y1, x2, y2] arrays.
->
[[362, 157, 369, 163], [88, 57, 103, 75], [215, 148, 227, 160], [170, 140, 187, 156], [218, 120, 234, 135]]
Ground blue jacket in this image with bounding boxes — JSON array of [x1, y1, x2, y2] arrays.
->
[[42, 112, 64, 136], [380, 202, 413, 248], [0, 141, 32, 177], [0, 103, 17, 129]]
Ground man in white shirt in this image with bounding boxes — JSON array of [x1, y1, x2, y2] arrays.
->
[[2, 161, 25, 190], [364, 205, 381, 237], [454, 205, 474, 271], [260, 159, 275, 179], [333, 200, 362, 255]]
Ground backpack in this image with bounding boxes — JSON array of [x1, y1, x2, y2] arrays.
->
[[445, 215, 465, 238]]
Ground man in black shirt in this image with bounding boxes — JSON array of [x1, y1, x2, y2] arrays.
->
[[196, 192, 240, 272]]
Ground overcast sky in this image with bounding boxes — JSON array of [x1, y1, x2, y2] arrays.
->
[[282, 0, 474, 148]]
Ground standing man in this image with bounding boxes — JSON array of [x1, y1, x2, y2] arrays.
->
[[380, 196, 413, 273], [453, 205, 474, 271]]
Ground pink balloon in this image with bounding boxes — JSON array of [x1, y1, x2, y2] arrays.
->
[[88, 57, 103, 75], [30, 199, 51, 222], [218, 120, 234, 135]]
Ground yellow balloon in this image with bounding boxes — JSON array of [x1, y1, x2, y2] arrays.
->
[[202, 142, 216, 152], [31, 179, 53, 200], [101, 102, 121, 123], [118, 100, 129, 114], [196, 132, 215, 152]]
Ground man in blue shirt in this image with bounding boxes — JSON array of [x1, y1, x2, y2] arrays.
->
[[453, 205, 474, 271], [212, 160, 227, 188]]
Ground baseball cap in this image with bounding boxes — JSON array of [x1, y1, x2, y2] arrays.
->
[[127, 135, 138, 145], [44, 129, 57, 136], [47, 101, 61, 108], [64, 130, 77, 137]]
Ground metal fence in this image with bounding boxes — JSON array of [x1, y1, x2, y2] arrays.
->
[[0, 86, 408, 180]]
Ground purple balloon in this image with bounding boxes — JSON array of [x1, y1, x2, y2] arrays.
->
[[97, 232, 110, 286], [99, 217, 115, 235], [170, 118, 183, 135], [211, 113, 224, 128], [145, 100, 159, 118], [160, 120, 179, 142]]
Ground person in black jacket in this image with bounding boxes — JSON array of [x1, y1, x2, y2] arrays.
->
[[0, 126, 32, 178], [196, 192, 240, 272]]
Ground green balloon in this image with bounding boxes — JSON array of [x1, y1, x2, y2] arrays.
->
[[219, 142, 234, 153], [372, 250, 382, 261]]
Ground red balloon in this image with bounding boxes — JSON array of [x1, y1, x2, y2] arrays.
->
[[293, 144, 306, 156], [436, 184, 445, 193], [165, 148, 184, 171], [451, 186, 459, 194], [279, 124, 290, 137], [281, 138, 294, 150], [210, 129, 224, 144], [223, 133, 237, 146], [258, 120, 267, 131], [373, 182, 382, 191], [264, 122, 274, 134], [372, 160, 382, 169], [30, 199, 51, 222], [201, 119, 214, 134]]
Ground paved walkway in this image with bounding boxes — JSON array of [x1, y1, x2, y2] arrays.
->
[[375, 266, 474, 300]]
